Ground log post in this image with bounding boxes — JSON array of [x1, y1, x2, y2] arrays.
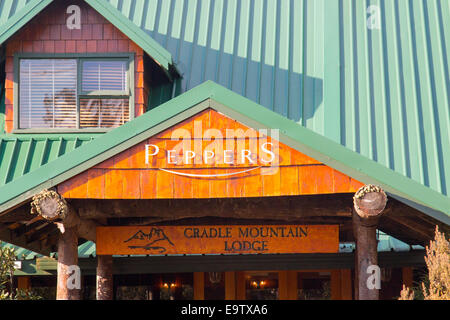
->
[[31, 190, 98, 300], [96, 255, 114, 300], [352, 184, 387, 300], [56, 226, 80, 300]]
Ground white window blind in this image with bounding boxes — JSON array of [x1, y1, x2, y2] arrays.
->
[[82, 60, 127, 92], [79, 98, 129, 128], [19, 59, 77, 129]]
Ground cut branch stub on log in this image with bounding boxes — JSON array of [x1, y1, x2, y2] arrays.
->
[[31, 189, 97, 242], [31, 189, 68, 221], [353, 184, 387, 220]]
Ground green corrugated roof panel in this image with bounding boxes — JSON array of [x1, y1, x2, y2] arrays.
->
[[78, 240, 96, 258], [104, 0, 449, 199], [0, 135, 97, 187], [340, 231, 425, 253], [0, 0, 53, 45], [1, 240, 93, 259], [0, 240, 42, 260]]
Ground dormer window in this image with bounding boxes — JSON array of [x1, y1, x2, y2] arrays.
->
[[15, 54, 134, 132]]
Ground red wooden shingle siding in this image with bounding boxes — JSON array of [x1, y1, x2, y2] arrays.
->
[[4, 0, 146, 133], [58, 109, 364, 199]]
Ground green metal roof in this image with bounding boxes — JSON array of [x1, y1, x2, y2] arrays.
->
[[0, 0, 53, 45], [0, 135, 97, 187], [0, 0, 174, 72], [0, 1, 448, 223], [1, 240, 40, 260], [101, 0, 449, 199], [0, 240, 96, 260], [0, 81, 448, 224]]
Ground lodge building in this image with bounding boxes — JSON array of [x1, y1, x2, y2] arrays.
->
[[0, 0, 448, 300]]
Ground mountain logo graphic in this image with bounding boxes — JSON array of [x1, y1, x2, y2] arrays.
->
[[124, 228, 175, 254]]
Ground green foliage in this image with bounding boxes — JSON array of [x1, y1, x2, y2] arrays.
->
[[0, 241, 42, 300], [0, 244, 15, 295], [0, 288, 43, 300]]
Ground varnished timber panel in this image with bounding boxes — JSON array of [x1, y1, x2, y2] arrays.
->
[[58, 109, 363, 199]]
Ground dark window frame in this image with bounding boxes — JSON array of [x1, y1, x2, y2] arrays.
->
[[13, 52, 135, 133]]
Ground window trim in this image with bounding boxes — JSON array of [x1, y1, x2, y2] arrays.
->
[[79, 58, 130, 96], [13, 52, 135, 133]]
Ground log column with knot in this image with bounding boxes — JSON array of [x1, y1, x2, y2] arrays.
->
[[352, 184, 387, 300], [31, 189, 98, 300]]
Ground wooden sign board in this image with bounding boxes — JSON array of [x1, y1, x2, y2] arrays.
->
[[96, 225, 339, 255]]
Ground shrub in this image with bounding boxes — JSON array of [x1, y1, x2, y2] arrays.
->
[[399, 226, 449, 300], [0, 242, 42, 300]]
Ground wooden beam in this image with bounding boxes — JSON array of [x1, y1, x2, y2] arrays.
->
[[225, 271, 236, 300], [0, 200, 29, 219], [103, 251, 425, 276], [380, 201, 449, 245], [12, 220, 47, 238], [386, 214, 435, 241], [74, 195, 354, 220], [193, 272, 204, 300], [26, 224, 58, 244], [378, 218, 428, 246], [0, 223, 51, 256], [0, 205, 34, 222], [96, 255, 113, 300]]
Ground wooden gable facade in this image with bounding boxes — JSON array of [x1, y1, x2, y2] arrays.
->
[[58, 108, 363, 200]]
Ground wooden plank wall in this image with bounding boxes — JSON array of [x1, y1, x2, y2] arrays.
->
[[59, 109, 363, 199]]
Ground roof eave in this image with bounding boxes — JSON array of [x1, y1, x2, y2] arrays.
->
[[0, 0, 53, 46], [85, 0, 175, 75]]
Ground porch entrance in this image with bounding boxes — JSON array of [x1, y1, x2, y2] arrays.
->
[[106, 270, 349, 300]]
